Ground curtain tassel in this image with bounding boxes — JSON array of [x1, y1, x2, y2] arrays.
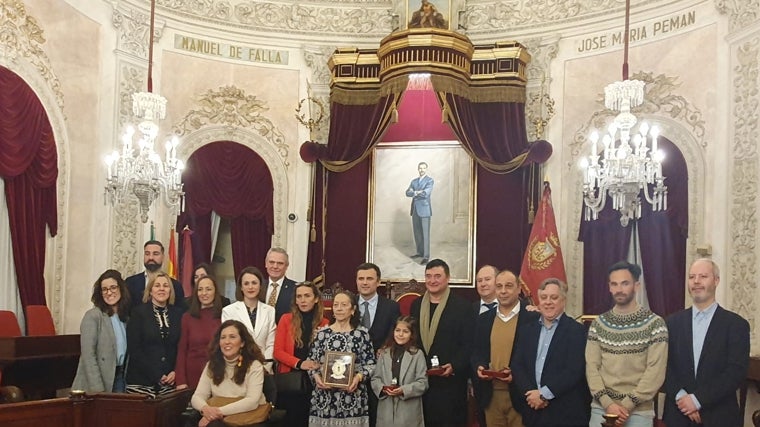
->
[[310, 223, 317, 243], [391, 107, 399, 123], [441, 105, 449, 123]]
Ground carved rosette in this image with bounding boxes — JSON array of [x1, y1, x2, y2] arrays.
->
[[729, 37, 759, 345], [173, 85, 290, 167]]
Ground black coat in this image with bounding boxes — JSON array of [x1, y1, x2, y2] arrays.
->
[[411, 291, 474, 426], [511, 313, 591, 427], [664, 305, 750, 427], [367, 295, 401, 351], [262, 277, 296, 323], [125, 273, 185, 310], [125, 303, 183, 387]]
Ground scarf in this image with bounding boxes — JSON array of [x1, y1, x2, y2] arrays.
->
[[419, 286, 450, 353]]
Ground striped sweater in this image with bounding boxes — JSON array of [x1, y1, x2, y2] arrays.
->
[[585, 305, 668, 413]]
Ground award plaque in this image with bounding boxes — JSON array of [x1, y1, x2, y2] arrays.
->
[[323, 351, 355, 388]]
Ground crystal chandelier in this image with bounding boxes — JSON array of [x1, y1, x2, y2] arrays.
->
[[104, 0, 184, 223], [580, 0, 667, 227]]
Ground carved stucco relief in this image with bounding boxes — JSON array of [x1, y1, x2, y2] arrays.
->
[[302, 45, 333, 143], [523, 37, 558, 141], [729, 37, 759, 347], [715, 0, 760, 34], [0, 0, 69, 328], [566, 71, 707, 316]]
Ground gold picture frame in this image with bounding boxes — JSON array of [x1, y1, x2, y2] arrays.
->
[[322, 351, 356, 389], [367, 141, 476, 285], [406, 0, 451, 30]]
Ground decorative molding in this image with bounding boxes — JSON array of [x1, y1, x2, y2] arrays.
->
[[0, 0, 65, 113], [303, 45, 334, 86], [566, 70, 707, 318], [112, 5, 165, 59], [175, 126, 289, 248], [0, 2, 69, 330], [715, 0, 760, 34], [173, 85, 290, 167], [110, 198, 142, 276], [728, 36, 759, 345], [523, 37, 558, 140]]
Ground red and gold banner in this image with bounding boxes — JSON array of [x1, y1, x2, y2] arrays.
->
[[519, 181, 567, 301]]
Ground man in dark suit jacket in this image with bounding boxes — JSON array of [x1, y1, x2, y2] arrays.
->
[[405, 161, 434, 264], [664, 258, 750, 427], [356, 262, 401, 427], [262, 247, 296, 323], [126, 240, 185, 309], [471, 269, 538, 427], [511, 278, 590, 427], [411, 259, 474, 427]]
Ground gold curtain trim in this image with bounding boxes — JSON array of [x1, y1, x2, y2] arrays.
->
[[438, 91, 529, 174], [320, 92, 402, 173], [430, 75, 526, 103], [330, 87, 384, 105]]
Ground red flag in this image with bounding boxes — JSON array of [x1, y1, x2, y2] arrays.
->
[[181, 227, 194, 297], [167, 228, 177, 279], [518, 181, 567, 302]]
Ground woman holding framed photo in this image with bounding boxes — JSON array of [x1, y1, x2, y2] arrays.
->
[[309, 289, 376, 427]]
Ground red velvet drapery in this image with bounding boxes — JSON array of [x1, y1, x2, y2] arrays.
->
[[579, 136, 687, 317], [178, 141, 274, 279], [0, 66, 58, 307]]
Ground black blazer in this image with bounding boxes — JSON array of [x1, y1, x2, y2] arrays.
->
[[664, 305, 750, 427], [367, 295, 401, 351], [125, 273, 185, 310], [262, 277, 296, 323], [125, 303, 183, 387], [511, 313, 591, 427], [470, 304, 538, 410]]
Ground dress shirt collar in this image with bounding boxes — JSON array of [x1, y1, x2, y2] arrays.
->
[[691, 301, 718, 319], [496, 301, 521, 322]]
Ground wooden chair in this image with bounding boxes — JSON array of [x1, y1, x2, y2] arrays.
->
[[390, 279, 425, 316], [25, 305, 56, 336], [0, 311, 22, 337]]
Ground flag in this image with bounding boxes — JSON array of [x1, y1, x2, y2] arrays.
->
[[167, 227, 177, 279], [518, 181, 567, 302], [181, 227, 194, 297]]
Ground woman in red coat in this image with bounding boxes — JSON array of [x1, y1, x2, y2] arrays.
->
[[273, 281, 328, 426], [176, 275, 223, 389]]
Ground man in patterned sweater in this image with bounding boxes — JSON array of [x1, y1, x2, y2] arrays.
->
[[585, 261, 668, 427]]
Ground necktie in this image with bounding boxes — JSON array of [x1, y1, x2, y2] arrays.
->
[[482, 302, 497, 313], [362, 301, 371, 328], [267, 282, 279, 307]]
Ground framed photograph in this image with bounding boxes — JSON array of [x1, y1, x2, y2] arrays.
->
[[368, 141, 476, 285], [407, 0, 451, 30], [322, 351, 356, 388]]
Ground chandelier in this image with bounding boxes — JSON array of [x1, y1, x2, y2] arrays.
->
[[580, 0, 667, 227], [104, 0, 184, 223]]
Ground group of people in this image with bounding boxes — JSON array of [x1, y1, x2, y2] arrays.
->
[[71, 238, 750, 427]]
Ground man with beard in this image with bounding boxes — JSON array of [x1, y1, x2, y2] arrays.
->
[[586, 261, 668, 427], [126, 240, 184, 309]]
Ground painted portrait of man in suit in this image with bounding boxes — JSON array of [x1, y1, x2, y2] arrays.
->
[[406, 161, 434, 264]]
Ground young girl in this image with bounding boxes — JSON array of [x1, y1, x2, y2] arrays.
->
[[370, 316, 429, 427]]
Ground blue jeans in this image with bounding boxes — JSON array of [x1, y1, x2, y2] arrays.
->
[[589, 406, 653, 427]]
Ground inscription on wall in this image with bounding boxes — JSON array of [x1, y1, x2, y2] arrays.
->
[[174, 35, 290, 65], [577, 10, 696, 53]]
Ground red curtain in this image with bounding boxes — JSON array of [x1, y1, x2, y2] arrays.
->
[[0, 66, 58, 307], [579, 136, 687, 317], [178, 141, 274, 278]]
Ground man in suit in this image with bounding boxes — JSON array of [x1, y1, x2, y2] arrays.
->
[[405, 161, 434, 264], [586, 261, 668, 427], [356, 262, 401, 427], [511, 278, 590, 427], [262, 247, 296, 323], [475, 265, 499, 315], [664, 258, 750, 427], [412, 259, 474, 427], [472, 269, 537, 427], [125, 240, 184, 309]]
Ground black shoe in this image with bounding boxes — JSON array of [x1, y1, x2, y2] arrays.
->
[[420, 258, 428, 265]]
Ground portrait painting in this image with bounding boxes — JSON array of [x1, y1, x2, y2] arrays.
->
[[368, 141, 475, 285], [407, 0, 451, 30], [323, 351, 355, 388]]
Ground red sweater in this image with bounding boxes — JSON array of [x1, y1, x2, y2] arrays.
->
[[273, 313, 328, 373], [175, 308, 221, 388]]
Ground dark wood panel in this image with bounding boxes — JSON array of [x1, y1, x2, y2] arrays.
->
[[0, 335, 80, 399]]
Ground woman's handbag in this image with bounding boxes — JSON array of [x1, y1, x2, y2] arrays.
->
[[273, 369, 309, 394], [207, 396, 272, 426]]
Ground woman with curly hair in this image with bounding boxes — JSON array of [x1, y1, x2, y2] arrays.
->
[[72, 269, 131, 393], [191, 319, 267, 427]]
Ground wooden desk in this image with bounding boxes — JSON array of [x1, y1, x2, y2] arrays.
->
[[0, 335, 80, 399]]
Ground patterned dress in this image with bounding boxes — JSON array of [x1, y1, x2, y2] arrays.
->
[[308, 326, 376, 427]]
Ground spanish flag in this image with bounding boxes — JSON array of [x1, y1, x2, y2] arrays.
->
[[518, 181, 567, 302], [167, 227, 178, 279]]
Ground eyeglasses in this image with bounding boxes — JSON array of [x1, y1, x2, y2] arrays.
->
[[101, 285, 120, 294]]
